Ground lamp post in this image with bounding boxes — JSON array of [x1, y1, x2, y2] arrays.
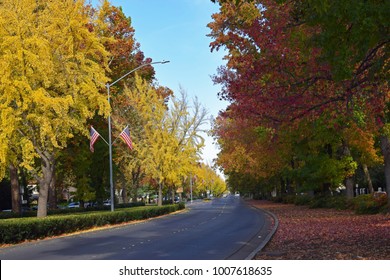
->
[[106, 60, 170, 212]]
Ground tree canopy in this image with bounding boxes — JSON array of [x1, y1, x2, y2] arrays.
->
[[208, 0, 389, 206], [0, 0, 224, 215]]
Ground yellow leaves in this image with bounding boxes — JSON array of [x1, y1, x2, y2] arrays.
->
[[382, 123, 390, 139], [0, 133, 9, 175], [0, 0, 110, 173], [192, 163, 226, 196], [115, 76, 207, 188], [19, 138, 38, 171]]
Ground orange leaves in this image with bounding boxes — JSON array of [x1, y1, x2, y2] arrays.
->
[[214, 113, 286, 178], [343, 123, 382, 165]]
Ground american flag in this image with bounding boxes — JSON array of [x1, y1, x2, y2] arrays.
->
[[119, 126, 133, 150], [90, 126, 100, 152]]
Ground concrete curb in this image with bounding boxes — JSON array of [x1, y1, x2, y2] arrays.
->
[[245, 207, 279, 260]]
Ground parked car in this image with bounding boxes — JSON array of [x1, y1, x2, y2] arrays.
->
[[67, 202, 80, 208]]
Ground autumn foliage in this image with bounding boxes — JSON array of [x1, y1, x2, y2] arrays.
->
[[209, 0, 389, 206], [0, 0, 225, 216]]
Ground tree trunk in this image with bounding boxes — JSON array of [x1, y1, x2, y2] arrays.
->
[[9, 164, 21, 214], [158, 182, 163, 206], [380, 135, 390, 211], [19, 167, 28, 206], [345, 177, 354, 199], [362, 164, 374, 194], [37, 153, 55, 218], [119, 172, 127, 204], [171, 186, 176, 204], [48, 162, 56, 210], [131, 167, 141, 203], [342, 142, 355, 199]]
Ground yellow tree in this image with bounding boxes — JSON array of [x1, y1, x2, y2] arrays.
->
[[113, 76, 207, 206], [0, 0, 110, 217], [143, 88, 207, 206], [113, 76, 167, 202], [193, 163, 226, 198]]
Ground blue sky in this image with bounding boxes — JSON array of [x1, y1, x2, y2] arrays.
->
[[92, 0, 229, 168]]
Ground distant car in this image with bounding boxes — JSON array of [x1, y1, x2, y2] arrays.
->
[[67, 202, 80, 208], [103, 200, 111, 206], [174, 197, 180, 203], [84, 202, 93, 208]]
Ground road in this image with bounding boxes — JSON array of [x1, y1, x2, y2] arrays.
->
[[0, 196, 273, 260]]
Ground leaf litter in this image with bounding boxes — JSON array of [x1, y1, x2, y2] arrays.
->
[[248, 200, 390, 260]]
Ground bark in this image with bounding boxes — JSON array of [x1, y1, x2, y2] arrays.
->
[[130, 165, 143, 203], [37, 152, 55, 218], [9, 164, 21, 214], [171, 186, 176, 204], [342, 142, 354, 199], [345, 177, 354, 199], [119, 172, 127, 203], [380, 135, 390, 211], [131, 167, 139, 203], [158, 182, 163, 206], [48, 162, 56, 210], [362, 164, 374, 194]]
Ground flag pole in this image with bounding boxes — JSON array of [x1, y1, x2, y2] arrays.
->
[[107, 84, 115, 212], [106, 60, 169, 212]]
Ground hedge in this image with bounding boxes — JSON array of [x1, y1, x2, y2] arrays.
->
[[0, 203, 185, 244], [269, 193, 387, 214], [351, 194, 388, 214], [0, 202, 146, 220]]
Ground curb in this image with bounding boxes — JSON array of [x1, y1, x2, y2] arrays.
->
[[245, 207, 279, 260]]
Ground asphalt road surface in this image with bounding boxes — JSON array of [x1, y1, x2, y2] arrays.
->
[[0, 196, 273, 260]]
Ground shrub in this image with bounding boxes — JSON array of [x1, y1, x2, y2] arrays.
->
[[328, 196, 349, 210], [294, 195, 313, 206], [281, 195, 296, 204], [0, 204, 183, 244], [270, 196, 283, 203], [309, 195, 348, 210], [351, 194, 387, 214], [0, 202, 146, 219]]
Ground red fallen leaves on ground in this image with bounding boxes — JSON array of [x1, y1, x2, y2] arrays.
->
[[248, 200, 390, 260]]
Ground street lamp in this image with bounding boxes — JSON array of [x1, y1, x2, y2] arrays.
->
[[106, 60, 170, 211]]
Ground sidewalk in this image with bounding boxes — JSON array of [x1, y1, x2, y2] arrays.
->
[[248, 200, 390, 260]]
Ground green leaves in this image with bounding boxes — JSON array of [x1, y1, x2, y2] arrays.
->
[[300, 0, 389, 81]]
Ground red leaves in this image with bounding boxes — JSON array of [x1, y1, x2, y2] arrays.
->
[[209, 0, 387, 129], [249, 200, 390, 260]]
